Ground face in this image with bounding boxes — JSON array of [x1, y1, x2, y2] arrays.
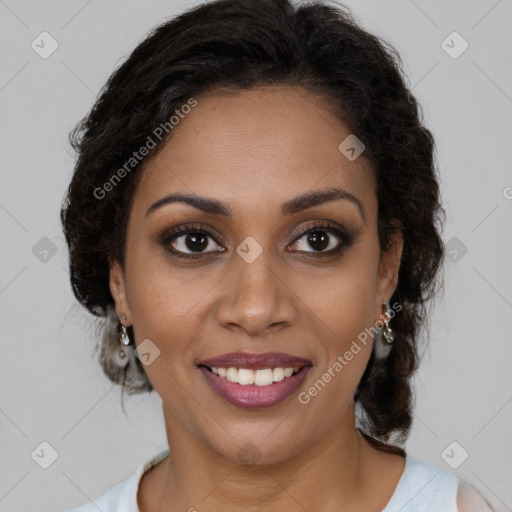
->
[[110, 86, 402, 465]]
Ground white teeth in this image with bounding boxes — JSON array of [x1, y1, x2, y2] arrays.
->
[[226, 367, 238, 383], [209, 366, 300, 386], [272, 367, 284, 382], [284, 367, 294, 377], [255, 368, 273, 386], [237, 368, 254, 385]]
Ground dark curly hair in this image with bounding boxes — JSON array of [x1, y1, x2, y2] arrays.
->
[[60, 0, 445, 456]]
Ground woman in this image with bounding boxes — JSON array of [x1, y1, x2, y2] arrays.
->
[[60, 0, 494, 510]]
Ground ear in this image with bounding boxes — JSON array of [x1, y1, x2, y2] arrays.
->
[[375, 226, 403, 317], [109, 259, 132, 324]]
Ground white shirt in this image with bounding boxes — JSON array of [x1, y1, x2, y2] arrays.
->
[[63, 450, 462, 512]]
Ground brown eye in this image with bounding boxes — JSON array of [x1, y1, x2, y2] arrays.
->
[[175, 232, 211, 253], [289, 222, 357, 255], [303, 230, 331, 251], [160, 225, 226, 258]]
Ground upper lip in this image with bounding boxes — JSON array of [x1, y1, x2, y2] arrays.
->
[[198, 352, 312, 370]]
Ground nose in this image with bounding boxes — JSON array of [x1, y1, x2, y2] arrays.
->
[[215, 247, 298, 337]]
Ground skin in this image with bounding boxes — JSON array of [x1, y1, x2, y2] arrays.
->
[[109, 85, 405, 512]]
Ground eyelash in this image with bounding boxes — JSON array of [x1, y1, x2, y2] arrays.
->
[[159, 221, 357, 260]]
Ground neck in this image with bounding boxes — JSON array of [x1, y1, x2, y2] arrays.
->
[[149, 405, 369, 512]]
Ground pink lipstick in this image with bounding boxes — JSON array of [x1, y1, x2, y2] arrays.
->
[[198, 352, 312, 408]]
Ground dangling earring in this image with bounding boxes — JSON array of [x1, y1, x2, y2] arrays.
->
[[119, 313, 132, 362], [381, 303, 394, 344]]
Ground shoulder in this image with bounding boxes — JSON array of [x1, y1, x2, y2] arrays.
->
[[396, 458, 495, 512], [382, 456, 460, 512], [61, 477, 134, 512], [456, 480, 496, 512], [404, 456, 460, 487], [60, 449, 169, 512]]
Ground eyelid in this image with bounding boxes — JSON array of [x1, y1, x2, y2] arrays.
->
[[160, 223, 224, 243], [159, 223, 225, 256], [158, 220, 356, 258], [288, 221, 355, 253], [291, 220, 349, 242]]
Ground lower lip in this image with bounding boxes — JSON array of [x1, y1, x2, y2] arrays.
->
[[199, 366, 311, 409]]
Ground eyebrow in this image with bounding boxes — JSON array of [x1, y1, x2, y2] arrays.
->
[[145, 186, 365, 221]]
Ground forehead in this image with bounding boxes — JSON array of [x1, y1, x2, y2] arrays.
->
[[133, 86, 376, 218]]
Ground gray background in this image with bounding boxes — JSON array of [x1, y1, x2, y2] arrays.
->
[[1, 0, 511, 510]]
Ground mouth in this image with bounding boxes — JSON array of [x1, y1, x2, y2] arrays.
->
[[197, 352, 313, 408], [200, 365, 303, 383]]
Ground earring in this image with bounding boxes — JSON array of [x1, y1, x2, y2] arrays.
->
[[381, 303, 394, 344], [119, 313, 132, 362]]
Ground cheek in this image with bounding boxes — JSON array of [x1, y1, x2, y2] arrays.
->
[[122, 242, 209, 359], [127, 273, 210, 361], [296, 269, 376, 421], [305, 252, 379, 339], [299, 246, 379, 393], [312, 277, 375, 387], [125, 269, 207, 400]]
